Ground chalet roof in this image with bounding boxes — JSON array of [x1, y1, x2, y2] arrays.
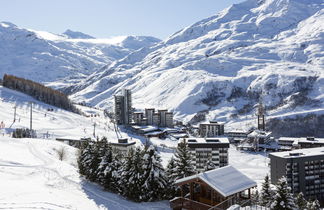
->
[[175, 166, 257, 197]]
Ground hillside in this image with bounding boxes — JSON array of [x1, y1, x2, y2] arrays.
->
[[0, 22, 160, 88], [71, 0, 324, 136], [0, 85, 269, 209]]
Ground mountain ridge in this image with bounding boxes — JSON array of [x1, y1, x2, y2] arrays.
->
[[70, 0, 324, 136]]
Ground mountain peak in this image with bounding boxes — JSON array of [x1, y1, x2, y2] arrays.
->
[[0, 21, 17, 28], [63, 29, 95, 39]]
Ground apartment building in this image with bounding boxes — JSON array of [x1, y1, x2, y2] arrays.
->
[[199, 121, 225, 137], [180, 137, 230, 173], [110, 138, 136, 155], [114, 89, 132, 125], [269, 148, 324, 203], [278, 137, 324, 150]]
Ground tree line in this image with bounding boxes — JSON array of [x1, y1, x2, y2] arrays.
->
[[258, 174, 321, 210], [3, 74, 80, 113], [78, 138, 195, 202]]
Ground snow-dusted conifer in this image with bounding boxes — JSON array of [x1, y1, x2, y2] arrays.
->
[[260, 174, 273, 207], [306, 199, 321, 210], [86, 142, 101, 182], [295, 192, 307, 210], [78, 141, 91, 176], [205, 159, 217, 171], [270, 177, 297, 210], [109, 151, 123, 193], [120, 147, 144, 201], [141, 145, 167, 201], [174, 141, 195, 179], [165, 156, 178, 199], [96, 141, 114, 189]]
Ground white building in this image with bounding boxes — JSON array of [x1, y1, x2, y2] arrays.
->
[[179, 137, 230, 172], [199, 121, 225, 137]]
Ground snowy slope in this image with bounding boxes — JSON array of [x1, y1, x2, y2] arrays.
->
[[0, 137, 171, 210], [0, 84, 270, 209], [0, 85, 172, 209], [0, 22, 160, 88], [71, 0, 324, 136]]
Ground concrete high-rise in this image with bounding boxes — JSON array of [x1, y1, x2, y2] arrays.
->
[[114, 88, 132, 125]]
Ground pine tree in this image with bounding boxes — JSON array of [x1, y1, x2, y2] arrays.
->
[[141, 145, 167, 201], [260, 174, 273, 207], [96, 141, 114, 189], [86, 142, 101, 182], [270, 177, 297, 210], [78, 141, 92, 177], [174, 141, 195, 179], [120, 147, 144, 201], [165, 156, 178, 199], [251, 189, 259, 206], [109, 151, 123, 193], [295, 192, 307, 210], [306, 199, 321, 210], [205, 159, 217, 171]]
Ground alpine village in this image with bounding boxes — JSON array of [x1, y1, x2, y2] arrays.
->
[[0, 0, 323, 210]]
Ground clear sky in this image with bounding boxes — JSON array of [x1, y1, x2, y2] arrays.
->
[[0, 0, 244, 40]]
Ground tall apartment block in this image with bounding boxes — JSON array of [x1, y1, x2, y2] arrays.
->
[[165, 112, 174, 128], [269, 148, 324, 204], [145, 108, 155, 125], [257, 102, 265, 131], [114, 89, 132, 125], [199, 121, 225, 137], [158, 109, 167, 127], [180, 137, 230, 173]]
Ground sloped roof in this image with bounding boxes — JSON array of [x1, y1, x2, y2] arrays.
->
[[175, 165, 257, 197]]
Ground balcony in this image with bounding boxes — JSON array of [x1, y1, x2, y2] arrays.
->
[[170, 197, 212, 210]]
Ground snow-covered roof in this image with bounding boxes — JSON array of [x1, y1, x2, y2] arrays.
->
[[180, 137, 229, 144], [247, 130, 271, 138], [270, 147, 324, 159], [140, 126, 159, 133], [175, 165, 257, 197], [171, 133, 188, 138], [278, 137, 324, 144]]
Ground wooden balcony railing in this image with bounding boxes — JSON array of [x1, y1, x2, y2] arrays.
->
[[170, 197, 212, 210]]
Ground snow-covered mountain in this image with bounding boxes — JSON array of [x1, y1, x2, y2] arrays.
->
[[0, 22, 161, 88], [71, 0, 324, 136], [63, 29, 95, 39]]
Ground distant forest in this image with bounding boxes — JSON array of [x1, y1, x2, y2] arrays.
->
[[3, 74, 80, 114]]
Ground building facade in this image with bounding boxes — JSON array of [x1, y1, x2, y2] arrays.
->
[[278, 137, 324, 150], [180, 137, 230, 172], [110, 138, 136, 155], [269, 148, 324, 204], [199, 121, 225, 137], [114, 89, 132, 125], [165, 112, 174, 128], [145, 108, 155, 125]]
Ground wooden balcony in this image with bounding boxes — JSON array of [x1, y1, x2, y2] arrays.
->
[[170, 197, 212, 210]]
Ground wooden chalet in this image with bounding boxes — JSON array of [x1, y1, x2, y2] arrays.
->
[[170, 165, 257, 210]]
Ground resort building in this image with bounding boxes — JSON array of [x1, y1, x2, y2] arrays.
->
[[170, 166, 257, 210], [199, 121, 225, 137], [180, 137, 230, 172], [114, 89, 132, 125], [278, 136, 324, 150], [110, 138, 136, 155], [269, 147, 324, 204]]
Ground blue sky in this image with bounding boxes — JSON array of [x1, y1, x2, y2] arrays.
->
[[0, 0, 244, 39]]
